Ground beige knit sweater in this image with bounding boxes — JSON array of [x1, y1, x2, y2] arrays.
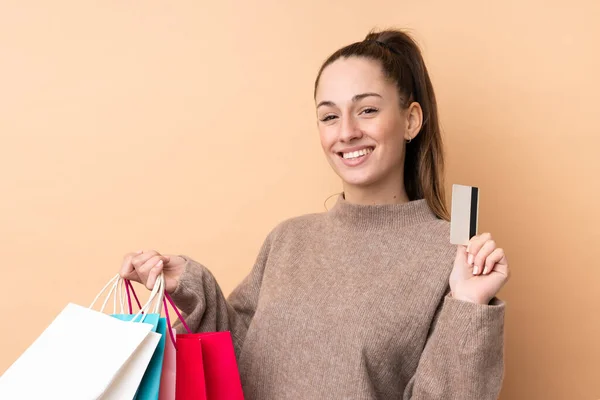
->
[[171, 197, 505, 399]]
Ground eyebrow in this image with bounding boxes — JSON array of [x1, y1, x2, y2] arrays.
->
[[316, 92, 383, 109]]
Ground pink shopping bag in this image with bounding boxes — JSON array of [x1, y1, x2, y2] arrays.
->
[[158, 327, 176, 400]]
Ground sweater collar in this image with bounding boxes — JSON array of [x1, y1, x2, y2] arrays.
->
[[328, 194, 439, 230]]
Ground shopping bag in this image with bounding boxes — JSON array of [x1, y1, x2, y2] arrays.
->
[[117, 279, 167, 400], [101, 274, 166, 399], [136, 317, 167, 400], [158, 328, 177, 400], [125, 280, 175, 400], [103, 314, 162, 400], [176, 334, 208, 400], [164, 293, 245, 400], [178, 331, 243, 399], [0, 275, 155, 400], [100, 331, 162, 400], [176, 332, 243, 400], [113, 313, 160, 330]]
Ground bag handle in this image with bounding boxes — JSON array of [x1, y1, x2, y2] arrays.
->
[[90, 274, 161, 324], [90, 274, 131, 315], [125, 280, 142, 314], [163, 292, 192, 350], [130, 274, 164, 323], [115, 277, 126, 314], [124, 278, 192, 349], [124, 276, 165, 316], [89, 274, 120, 312]]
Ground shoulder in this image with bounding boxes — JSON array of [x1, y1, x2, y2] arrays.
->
[[251, 213, 324, 261], [256, 211, 330, 252], [253, 212, 328, 259], [421, 217, 451, 243]]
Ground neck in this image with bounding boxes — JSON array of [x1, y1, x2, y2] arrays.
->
[[342, 171, 408, 205]]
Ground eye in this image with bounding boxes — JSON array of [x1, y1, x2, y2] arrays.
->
[[320, 115, 338, 122], [360, 107, 379, 115]]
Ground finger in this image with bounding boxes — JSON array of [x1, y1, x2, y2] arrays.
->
[[466, 233, 492, 267], [131, 250, 170, 269], [466, 232, 492, 254], [455, 245, 468, 266], [474, 239, 497, 275], [134, 255, 163, 286], [120, 250, 143, 281], [146, 259, 163, 290], [484, 248, 508, 276], [454, 245, 474, 280], [131, 250, 161, 269]]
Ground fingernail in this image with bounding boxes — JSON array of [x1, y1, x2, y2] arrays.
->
[[483, 266, 489, 275], [468, 254, 474, 266], [473, 265, 479, 275], [156, 259, 163, 267]]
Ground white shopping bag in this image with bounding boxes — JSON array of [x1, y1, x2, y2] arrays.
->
[[100, 331, 162, 399], [0, 274, 164, 400], [0, 303, 152, 399]]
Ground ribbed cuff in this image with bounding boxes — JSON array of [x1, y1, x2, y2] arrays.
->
[[435, 295, 505, 351], [169, 255, 206, 316]]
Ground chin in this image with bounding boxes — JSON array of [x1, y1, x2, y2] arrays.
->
[[338, 171, 380, 187]]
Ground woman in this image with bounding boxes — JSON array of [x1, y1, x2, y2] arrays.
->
[[120, 29, 509, 399]]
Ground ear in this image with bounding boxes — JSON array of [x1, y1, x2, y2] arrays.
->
[[405, 102, 423, 141]]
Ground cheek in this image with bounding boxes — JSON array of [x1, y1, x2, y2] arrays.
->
[[318, 126, 335, 151], [367, 124, 405, 161], [370, 118, 404, 145]]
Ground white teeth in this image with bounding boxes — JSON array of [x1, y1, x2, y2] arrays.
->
[[342, 148, 372, 159]]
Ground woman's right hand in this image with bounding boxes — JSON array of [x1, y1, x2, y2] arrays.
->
[[120, 250, 186, 293]]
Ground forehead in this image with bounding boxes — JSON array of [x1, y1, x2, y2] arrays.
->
[[316, 56, 393, 103]]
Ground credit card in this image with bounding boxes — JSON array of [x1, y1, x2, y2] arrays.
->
[[450, 184, 479, 245]]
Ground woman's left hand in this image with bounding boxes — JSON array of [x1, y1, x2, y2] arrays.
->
[[449, 233, 510, 305]]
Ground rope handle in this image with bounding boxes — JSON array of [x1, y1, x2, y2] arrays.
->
[[91, 273, 164, 324], [125, 279, 142, 314], [130, 274, 164, 322], [124, 279, 192, 350]]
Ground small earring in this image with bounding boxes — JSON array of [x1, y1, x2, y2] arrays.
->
[[406, 136, 412, 144]]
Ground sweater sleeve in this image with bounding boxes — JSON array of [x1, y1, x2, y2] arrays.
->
[[403, 292, 505, 400], [168, 232, 273, 356]]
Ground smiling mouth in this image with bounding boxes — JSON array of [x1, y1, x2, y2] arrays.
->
[[337, 147, 374, 160]]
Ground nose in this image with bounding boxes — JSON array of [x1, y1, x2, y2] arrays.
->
[[339, 114, 363, 143]]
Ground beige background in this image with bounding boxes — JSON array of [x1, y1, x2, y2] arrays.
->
[[1, 1, 598, 398]]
